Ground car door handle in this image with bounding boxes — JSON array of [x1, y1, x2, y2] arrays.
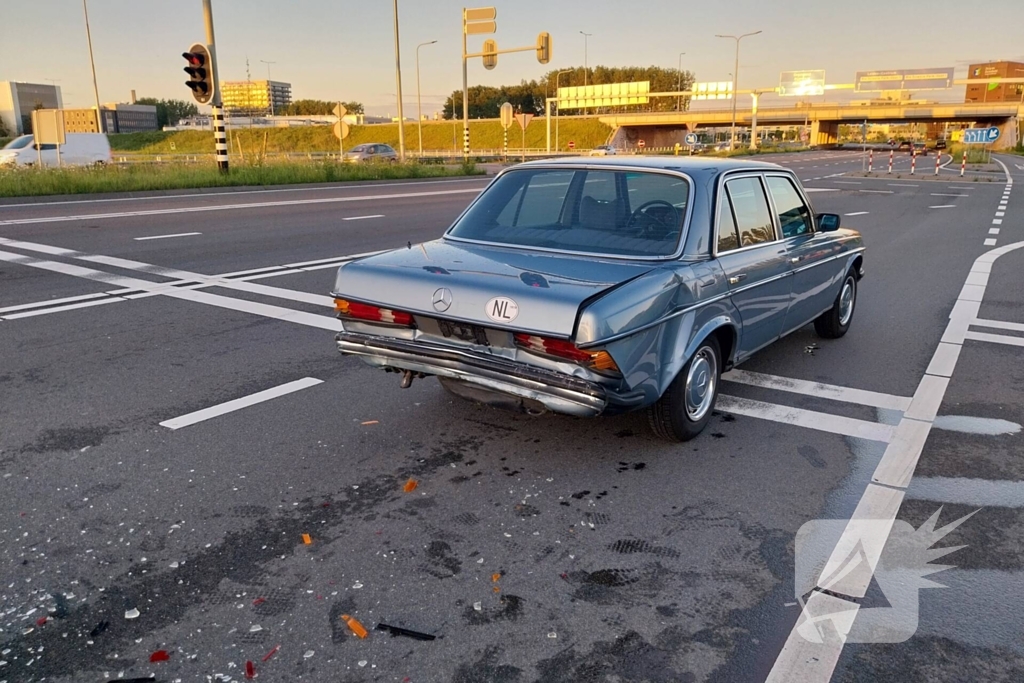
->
[[728, 274, 747, 285]]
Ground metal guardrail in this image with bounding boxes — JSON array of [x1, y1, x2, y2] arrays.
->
[[111, 149, 584, 164]]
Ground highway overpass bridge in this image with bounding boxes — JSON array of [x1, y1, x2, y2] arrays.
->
[[545, 101, 1022, 150]]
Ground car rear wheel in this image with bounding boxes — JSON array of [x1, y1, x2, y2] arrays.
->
[[648, 336, 721, 442], [814, 271, 857, 339]]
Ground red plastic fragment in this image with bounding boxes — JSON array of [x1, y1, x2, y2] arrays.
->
[[149, 650, 171, 663], [262, 644, 280, 662], [36, 617, 48, 627], [252, 597, 266, 607], [245, 660, 256, 679]]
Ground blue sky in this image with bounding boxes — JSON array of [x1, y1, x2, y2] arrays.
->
[[2, 0, 1022, 115]]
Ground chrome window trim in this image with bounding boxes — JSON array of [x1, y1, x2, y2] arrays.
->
[[712, 171, 782, 258], [443, 165, 696, 262], [580, 245, 866, 349]]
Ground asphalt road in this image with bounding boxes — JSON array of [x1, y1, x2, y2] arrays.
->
[[0, 151, 1022, 682]]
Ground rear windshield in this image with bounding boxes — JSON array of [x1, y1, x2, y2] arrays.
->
[[447, 168, 690, 257], [3, 135, 34, 150]]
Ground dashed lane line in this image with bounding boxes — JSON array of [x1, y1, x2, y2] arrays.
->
[[134, 232, 202, 241], [159, 377, 324, 430]]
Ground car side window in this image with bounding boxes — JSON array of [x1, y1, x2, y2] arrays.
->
[[725, 176, 776, 247], [767, 176, 814, 238], [716, 194, 740, 253]]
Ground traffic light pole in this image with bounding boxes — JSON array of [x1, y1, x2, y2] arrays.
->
[[462, 10, 470, 161], [202, 0, 228, 173]]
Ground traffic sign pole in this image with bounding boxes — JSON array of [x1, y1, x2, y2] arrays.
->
[[961, 150, 967, 177], [888, 149, 893, 174]]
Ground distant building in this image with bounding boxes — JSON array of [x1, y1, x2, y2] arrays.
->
[[220, 80, 292, 116], [102, 103, 159, 133], [0, 81, 63, 136], [62, 109, 101, 133], [965, 61, 1024, 103]]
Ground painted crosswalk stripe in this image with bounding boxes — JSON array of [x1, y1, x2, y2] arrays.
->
[[715, 395, 895, 443], [134, 232, 202, 241], [159, 377, 324, 430], [722, 369, 911, 411]]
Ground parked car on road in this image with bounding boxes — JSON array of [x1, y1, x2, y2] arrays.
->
[[332, 157, 864, 441], [934, 139, 947, 150], [589, 145, 618, 156], [912, 142, 928, 156], [344, 143, 398, 163], [0, 133, 111, 167]]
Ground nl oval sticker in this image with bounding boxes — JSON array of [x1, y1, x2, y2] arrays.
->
[[485, 296, 519, 323]]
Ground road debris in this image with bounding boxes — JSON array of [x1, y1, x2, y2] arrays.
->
[[403, 478, 419, 493], [124, 608, 140, 619], [261, 644, 280, 662], [375, 623, 436, 641], [89, 620, 109, 638], [303, 650, 315, 659], [805, 343, 819, 355], [301, 533, 312, 545], [249, 624, 263, 633], [245, 660, 256, 679], [252, 597, 266, 607], [548, 632, 558, 638], [361, 420, 379, 425], [340, 614, 368, 638], [149, 649, 171, 662]]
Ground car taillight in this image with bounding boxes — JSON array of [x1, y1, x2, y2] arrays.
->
[[513, 333, 619, 372], [334, 298, 415, 327]]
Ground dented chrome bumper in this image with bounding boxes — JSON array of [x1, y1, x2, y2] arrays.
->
[[336, 331, 609, 417]]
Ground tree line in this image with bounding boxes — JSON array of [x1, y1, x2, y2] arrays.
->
[[277, 100, 365, 116], [442, 66, 695, 119]]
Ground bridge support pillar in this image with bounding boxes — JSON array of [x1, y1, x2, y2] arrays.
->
[[993, 117, 1019, 150], [810, 120, 839, 147]]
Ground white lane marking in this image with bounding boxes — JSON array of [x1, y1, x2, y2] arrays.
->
[[844, 211, 870, 217], [0, 177, 488, 210], [159, 377, 323, 430], [2, 237, 335, 308], [0, 249, 342, 331], [721, 369, 911, 411], [965, 330, 1024, 348], [133, 232, 202, 241], [984, 238, 998, 246], [715, 395, 895, 443], [766, 592, 859, 683], [925, 342, 962, 377], [0, 291, 112, 314], [930, 193, 967, 197], [989, 228, 1001, 235], [993, 219, 1003, 225], [973, 317, 1024, 333], [832, 181, 862, 185], [929, 205, 956, 209], [769, 238, 1024, 682], [947, 186, 973, 189], [996, 211, 1006, 217], [889, 183, 919, 187], [804, 188, 839, 193], [342, 214, 385, 221], [859, 189, 893, 194], [0, 187, 483, 226], [3, 296, 125, 320]]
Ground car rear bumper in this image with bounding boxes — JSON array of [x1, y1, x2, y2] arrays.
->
[[336, 332, 609, 417]]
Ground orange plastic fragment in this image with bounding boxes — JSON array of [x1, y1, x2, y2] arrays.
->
[[301, 533, 312, 545], [493, 586, 501, 593], [491, 573, 501, 582], [403, 479, 418, 493], [361, 420, 380, 425], [340, 613, 369, 639]]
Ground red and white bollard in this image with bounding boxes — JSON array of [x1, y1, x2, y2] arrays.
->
[[910, 149, 917, 175], [961, 150, 967, 177], [888, 149, 894, 174], [935, 152, 941, 175], [868, 149, 874, 173]]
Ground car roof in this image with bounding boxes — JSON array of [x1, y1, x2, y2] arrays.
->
[[515, 155, 785, 176]]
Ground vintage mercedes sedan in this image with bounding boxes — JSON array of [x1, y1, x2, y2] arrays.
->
[[332, 157, 864, 441]]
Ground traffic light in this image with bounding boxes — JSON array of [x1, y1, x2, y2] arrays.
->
[[482, 39, 498, 70], [536, 32, 551, 65], [183, 43, 214, 104]]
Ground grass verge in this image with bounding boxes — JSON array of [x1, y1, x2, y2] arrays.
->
[[0, 161, 483, 198]]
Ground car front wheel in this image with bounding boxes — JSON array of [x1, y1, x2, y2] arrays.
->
[[648, 336, 721, 442], [814, 271, 857, 339]]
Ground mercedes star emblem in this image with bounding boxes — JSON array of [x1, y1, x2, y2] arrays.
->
[[432, 287, 453, 312]]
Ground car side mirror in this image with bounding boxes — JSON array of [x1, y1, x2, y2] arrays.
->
[[816, 213, 841, 232]]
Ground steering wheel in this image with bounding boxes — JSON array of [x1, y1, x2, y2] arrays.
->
[[626, 200, 680, 237]]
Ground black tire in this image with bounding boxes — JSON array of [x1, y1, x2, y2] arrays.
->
[[814, 271, 857, 339], [648, 336, 721, 442]]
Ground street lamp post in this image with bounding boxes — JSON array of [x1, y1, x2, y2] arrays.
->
[[416, 40, 437, 157], [260, 60, 276, 115], [555, 69, 572, 151], [715, 30, 761, 151], [82, 0, 104, 133], [392, 0, 406, 162], [677, 52, 686, 111], [579, 31, 592, 115]]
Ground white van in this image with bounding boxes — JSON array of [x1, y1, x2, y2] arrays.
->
[[0, 133, 112, 167]]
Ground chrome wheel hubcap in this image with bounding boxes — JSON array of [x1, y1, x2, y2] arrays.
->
[[685, 347, 717, 421], [839, 278, 855, 326]]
